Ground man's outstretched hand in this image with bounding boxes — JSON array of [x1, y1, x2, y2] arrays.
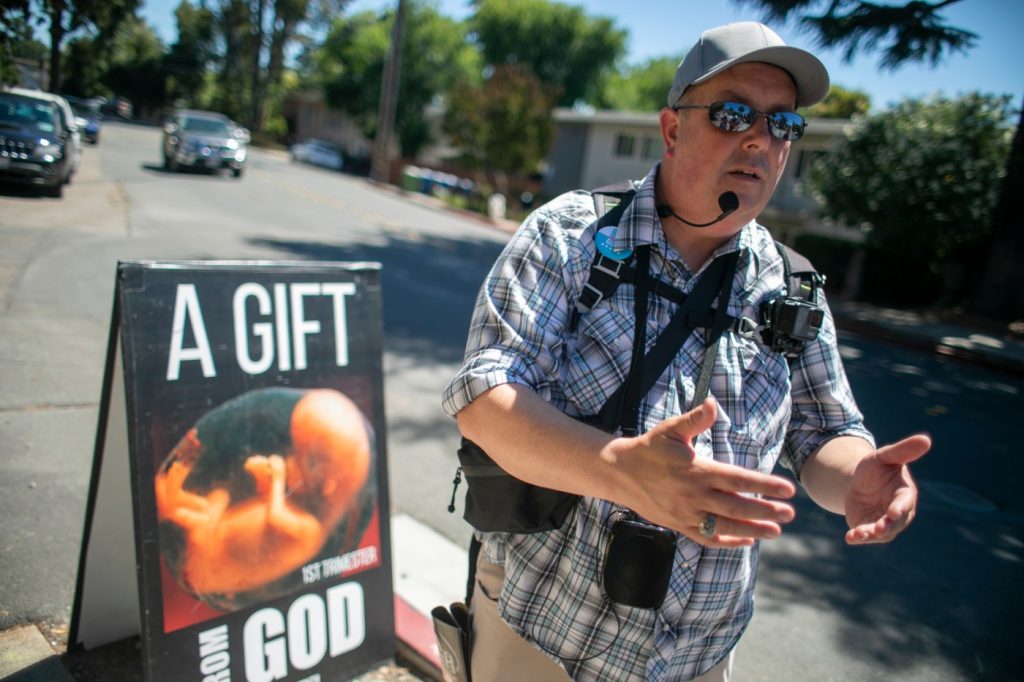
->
[[843, 434, 931, 545], [613, 397, 797, 548]]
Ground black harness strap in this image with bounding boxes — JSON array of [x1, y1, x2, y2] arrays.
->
[[616, 244, 651, 435], [597, 249, 740, 435], [572, 188, 638, 331], [776, 240, 823, 302]]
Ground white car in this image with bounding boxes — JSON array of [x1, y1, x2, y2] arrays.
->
[[290, 139, 344, 171], [5, 87, 81, 183]]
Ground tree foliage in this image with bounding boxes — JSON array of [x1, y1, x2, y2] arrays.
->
[[733, 0, 977, 70], [311, 1, 478, 157], [808, 93, 1014, 300], [738, 0, 1024, 318], [803, 84, 870, 118], [37, 0, 140, 92], [469, 0, 627, 107], [102, 14, 166, 113], [193, 0, 347, 135], [163, 0, 216, 108], [1, 1, 33, 83], [596, 55, 681, 113], [61, 14, 163, 103], [442, 63, 556, 185]]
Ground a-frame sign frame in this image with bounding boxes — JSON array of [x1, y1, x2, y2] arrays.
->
[[69, 260, 395, 682]]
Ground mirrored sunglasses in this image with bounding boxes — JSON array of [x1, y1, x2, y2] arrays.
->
[[673, 101, 806, 141]]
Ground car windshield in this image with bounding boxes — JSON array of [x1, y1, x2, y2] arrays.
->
[[66, 97, 99, 117], [0, 95, 58, 134], [181, 116, 231, 136]]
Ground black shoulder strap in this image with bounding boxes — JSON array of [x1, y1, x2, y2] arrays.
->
[[571, 186, 639, 330], [775, 241, 823, 302], [598, 250, 740, 435]]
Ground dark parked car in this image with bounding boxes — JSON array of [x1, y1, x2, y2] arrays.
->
[[0, 90, 75, 197], [65, 95, 102, 144], [162, 110, 249, 178]]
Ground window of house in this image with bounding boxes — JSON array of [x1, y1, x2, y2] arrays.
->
[[642, 136, 661, 160], [795, 150, 828, 178], [614, 133, 635, 157]]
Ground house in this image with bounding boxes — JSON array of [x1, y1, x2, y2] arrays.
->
[[282, 90, 374, 161], [544, 107, 864, 246]]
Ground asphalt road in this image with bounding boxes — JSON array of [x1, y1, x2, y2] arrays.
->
[[1, 122, 1021, 681]]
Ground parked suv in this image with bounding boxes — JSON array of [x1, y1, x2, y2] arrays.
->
[[162, 110, 249, 178], [0, 90, 76, 197]]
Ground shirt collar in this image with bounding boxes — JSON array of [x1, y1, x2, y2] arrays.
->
[[613, 163, 757, 274]]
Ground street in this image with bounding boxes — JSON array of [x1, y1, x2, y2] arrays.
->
[[1, 121, 1022, 681]]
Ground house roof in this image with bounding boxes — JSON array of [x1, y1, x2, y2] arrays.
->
[[552, 107, 853, 137]]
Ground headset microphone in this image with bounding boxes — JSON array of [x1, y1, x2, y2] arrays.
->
[[657, 191, 739, 227]]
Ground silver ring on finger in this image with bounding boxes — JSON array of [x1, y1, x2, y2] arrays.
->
[[698, 513, 717, 538]]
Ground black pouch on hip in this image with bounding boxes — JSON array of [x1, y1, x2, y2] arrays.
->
[[456, 437, 581, 533]]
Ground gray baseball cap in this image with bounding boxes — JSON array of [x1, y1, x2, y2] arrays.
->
[[667, 22, 830, 108]]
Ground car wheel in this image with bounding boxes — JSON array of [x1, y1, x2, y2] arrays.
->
[[167, 156, 179, 172], [232, 167, 243, 179], [45, 181, 63, 198]]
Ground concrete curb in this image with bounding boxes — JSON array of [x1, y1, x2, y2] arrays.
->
[[832, 304, 1024, 377]]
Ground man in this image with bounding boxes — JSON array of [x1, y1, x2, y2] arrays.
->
[[442, 21, 931, 681]]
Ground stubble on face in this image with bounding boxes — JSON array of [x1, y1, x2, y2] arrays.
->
[[658, 62, 798, 243]]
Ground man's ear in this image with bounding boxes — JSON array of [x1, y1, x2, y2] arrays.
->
[[659, 108, 679, 157]]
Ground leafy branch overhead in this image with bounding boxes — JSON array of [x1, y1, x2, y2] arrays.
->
[[735, 0, 977, 70]]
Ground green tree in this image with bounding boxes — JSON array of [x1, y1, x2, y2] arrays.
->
[[60, 14, 165, 110], [808, 93, 1013, 304], [597, 55, 680, 113], [23, 0, 141, 92], [102, 15, 167, 114], [312, 1, 478, 157], [204, 0, 348, 136], [735, 0, 1023, 318], [163, 0, 216, 108], [803, 84, 870, 118], [469, 0, 627, 108], [60, 33, 108, 96], [443, 63, 556, 191], [1, 2, 32, 85], [209, 0, 252, 123], [734, 0, 977, 70]]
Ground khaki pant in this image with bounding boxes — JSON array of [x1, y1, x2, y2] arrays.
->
[[469, 560, 734, 681]]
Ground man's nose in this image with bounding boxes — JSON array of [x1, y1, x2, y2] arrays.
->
[[741, 116, 773, 150]]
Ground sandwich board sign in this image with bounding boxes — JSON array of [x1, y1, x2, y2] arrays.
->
[[69, 260, 395, 681]]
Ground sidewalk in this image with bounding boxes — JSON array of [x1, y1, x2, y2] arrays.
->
[[831, 300, 1024, 377]]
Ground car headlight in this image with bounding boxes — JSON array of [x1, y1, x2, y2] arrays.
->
[[226, 139, 239, 150], [31, 139, 61, 163], [234, 147, 247, 162]]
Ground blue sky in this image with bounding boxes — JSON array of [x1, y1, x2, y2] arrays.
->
[[139, 0, 1024, 111]]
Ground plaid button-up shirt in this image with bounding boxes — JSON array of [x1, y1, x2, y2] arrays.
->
[[442, 165, 873, 680]]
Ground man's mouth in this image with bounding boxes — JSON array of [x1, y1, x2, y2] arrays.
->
[[730, 168, 760, 180]]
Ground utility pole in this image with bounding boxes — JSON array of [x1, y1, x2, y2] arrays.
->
[[370, 0, 406, 185]]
